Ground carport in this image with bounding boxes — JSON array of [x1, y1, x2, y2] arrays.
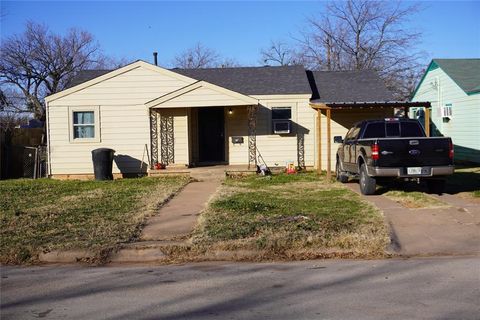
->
[[310, 101, 432, 180]]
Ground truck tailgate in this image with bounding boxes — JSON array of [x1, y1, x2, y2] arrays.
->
[[375, 137, 452, 167]]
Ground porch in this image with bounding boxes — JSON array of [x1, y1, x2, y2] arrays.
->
[[145, 80, 261, 170]]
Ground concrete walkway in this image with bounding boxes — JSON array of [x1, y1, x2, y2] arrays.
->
[[140, 181, 220, 241], [110, 175, 221, 263], [346, 182, 480, 256]]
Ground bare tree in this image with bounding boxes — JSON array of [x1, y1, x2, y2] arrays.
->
[[172, 43, 220, 69], [172, 43, 240, 69], [0, 22, 109, 120], [295, 0, 424, 99], [260, 40, 297, 66]]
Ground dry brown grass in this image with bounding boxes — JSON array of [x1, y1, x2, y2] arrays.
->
[[0, 176, 190, 264], [187, 172, 390, 261]]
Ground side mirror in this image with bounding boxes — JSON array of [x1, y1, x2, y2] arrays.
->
[[334, 136, 343, 143]]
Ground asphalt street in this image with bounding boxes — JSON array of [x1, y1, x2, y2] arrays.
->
[[1, 257, 479, 320]]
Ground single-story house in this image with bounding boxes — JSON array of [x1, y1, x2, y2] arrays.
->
[[45, 60, 428, 179], [411, 58, 480, 163]]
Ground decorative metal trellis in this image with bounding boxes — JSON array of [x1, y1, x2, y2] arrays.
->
[[149, 108, 159, 168], [160, 114, 175, 165], [247, 104, 258, 169], [297, 132, 306, 170]]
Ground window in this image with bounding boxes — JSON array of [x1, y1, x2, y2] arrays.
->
[[272, 107, 292, 134], [363, 122, 385, 138], [73, 111, 95, 138], [345, 126, 361, 141], [69, 106, 100, 142], [400, 122, 424, 137], [272, 107, 291, 120], [386, 123, 400, 137]]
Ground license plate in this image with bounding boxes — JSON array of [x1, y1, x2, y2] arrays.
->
[[407, 167, 422, 175]]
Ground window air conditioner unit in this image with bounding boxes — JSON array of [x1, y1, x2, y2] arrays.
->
[[441, 104, 453, 118], [273, 120, 291, 134]]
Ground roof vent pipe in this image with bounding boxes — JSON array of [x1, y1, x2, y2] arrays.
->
[[153, 52, 158, 66]]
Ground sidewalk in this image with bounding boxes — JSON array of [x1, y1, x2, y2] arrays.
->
[[346, 182, 480, 256], [110, 179, 221, 263]]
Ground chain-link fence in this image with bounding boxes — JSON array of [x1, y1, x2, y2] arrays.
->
[[1, 130, 47, 179]]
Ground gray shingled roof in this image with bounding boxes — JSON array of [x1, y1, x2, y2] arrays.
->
[[433, 59, 480, 94], [67, 70, 111, 88], [172, 65, 311, 95], [66, 63, 394, 102], [309, 69, 394, 103], [66, 65, 312, 95]]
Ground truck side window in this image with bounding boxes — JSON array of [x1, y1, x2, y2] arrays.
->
[[344, 128, 355, 141], [386, 123, 400, 137], [363, 123, 385, 138], [400, 122, 425, 137], [345, 126, 360, 141], [350, 127, 361, 140]]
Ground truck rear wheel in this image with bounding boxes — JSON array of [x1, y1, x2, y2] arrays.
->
[[426, 179, 446, 195], [359, 163, 376, 195], [336, 159, 349, 183]]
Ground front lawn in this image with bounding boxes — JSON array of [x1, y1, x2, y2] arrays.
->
[[191, 172, 389, 260], [0, 176, 189, 264]]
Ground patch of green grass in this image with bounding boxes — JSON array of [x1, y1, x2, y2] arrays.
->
[[224, 171, 321, 189], [383, 190, 448, 209], [193, 172, 388, 259], [0, 176, 189, 264]]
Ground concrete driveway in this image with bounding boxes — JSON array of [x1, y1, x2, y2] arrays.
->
[[346, 182, 480, 256]]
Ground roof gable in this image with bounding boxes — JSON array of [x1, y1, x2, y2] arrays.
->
[[45, 60, 198, 103], [412, 59, 480, 98], [146, 81, 258, 108]]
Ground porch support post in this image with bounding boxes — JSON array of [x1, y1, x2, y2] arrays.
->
[[149, 108, 159, 168], [326, 108, 332, 182], [248, 104, 258, 169]]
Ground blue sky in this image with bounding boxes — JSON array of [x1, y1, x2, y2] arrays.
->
[[1, 1, 479, 68]]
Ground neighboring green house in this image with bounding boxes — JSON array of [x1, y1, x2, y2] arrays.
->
[[412, 59, 480, 164]]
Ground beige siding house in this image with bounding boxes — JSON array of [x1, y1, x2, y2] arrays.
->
[[45, 60, 399, 178]]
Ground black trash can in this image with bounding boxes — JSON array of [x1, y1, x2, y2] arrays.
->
[[91, 148, 115, 180]]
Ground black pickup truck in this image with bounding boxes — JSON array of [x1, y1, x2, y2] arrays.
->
[[334, 118, 454, 195]]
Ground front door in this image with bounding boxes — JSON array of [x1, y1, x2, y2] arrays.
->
[[198, 107, 225, 162]]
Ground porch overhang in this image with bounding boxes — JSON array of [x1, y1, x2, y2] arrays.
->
[[145, 80, 258, 109]]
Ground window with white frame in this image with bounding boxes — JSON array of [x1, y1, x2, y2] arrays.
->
[[69, 106, 100, 142], [73, 111, 95, 138]]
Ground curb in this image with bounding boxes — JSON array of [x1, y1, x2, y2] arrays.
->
[[38, 250, 95, 263]]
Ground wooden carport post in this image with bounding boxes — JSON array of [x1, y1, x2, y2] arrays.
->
[[311, 103, 332, 182], [424, 107, 430, 137], [316, 109, 322, 173], [326, 108, 332, 181]]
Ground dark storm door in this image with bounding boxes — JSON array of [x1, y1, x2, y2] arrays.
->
[[198, 107, 225, 162]]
